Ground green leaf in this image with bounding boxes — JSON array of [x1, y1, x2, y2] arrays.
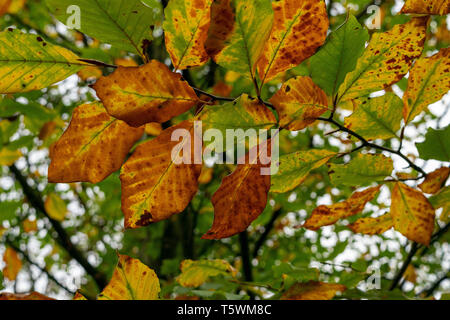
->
[[344, 93, 403, 140], [198, 94, 277, 152], [416, 126, 450, 162], [0, 201, 21, 222], [176, 259, 237, 288], [45, 0, 162, 57], [206, 0, 274, 79], [310, 15, 369, 97], [429, 186, 450, 209], [329, 153, 393, 187], [0, 29, 88, 93], [271, 149, 336, 193]]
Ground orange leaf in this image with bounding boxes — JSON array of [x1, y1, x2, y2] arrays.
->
[[281, 281, 346, 300], [419, 167, 450, 194], [0, 292, 54, 300], [22, 218, 38, 233], [202, 140, 272, 239], [391, 182, 435, 245], [48, 102, 143, 184], [401, 0, 449, 15], [120, 120, 202, 229], [269, 76, 328, 131], [93, 60, 198, 127], [3, 247, 22, 281], [348, 213, 394, 235], [302, 186, 381, 230], [257, 0, 328, 83]]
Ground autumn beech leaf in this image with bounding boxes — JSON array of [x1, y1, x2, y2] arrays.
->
[[344, 93, 403, 140], [205, 0, 273, 79], [202, 140, 272, 239], [48, 102, 143, 184], [3, 247, 22, 281], [337, 17, 428, 102], [0, 292, 54, 300], [302, 186, 381, 230], [269, 76, 329, 131], [257, 0, 328, 84], [0, 29, 89, 93], [281, 281, 346, 300], [419, 167, 450, 194], [416, 126, 450, 162], [22, 219, 38, 233], [45, 0, 162, 58], [403, 48, 450, 124], [329, 153, 394, 187], [0, 148, 22, 166], [199, 94, 277, 152], [271, 149, 336, 193], [98, 254, 160, 300], [120, 120, 202, 229], [163, 0, 213, 69], [177, 259, 237, 288], [44, 193, 67, 222], [401, 0, 450, 15], [73, 292, 87, 300], [93, 60, 199, 127], [348, 213, 394, 235], [391, 182, 435, 246], [310, 15, 368, 97]]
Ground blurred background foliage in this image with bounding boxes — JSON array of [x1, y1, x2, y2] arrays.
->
[[0, 0, 449, 300]]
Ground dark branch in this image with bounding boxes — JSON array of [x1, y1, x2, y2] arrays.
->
[[253, 208, 283, 257]]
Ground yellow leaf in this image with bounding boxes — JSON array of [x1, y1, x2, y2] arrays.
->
[[0, 29, 89, 93], [391, 182, 435, 245], [281, 281, 346, 300], [257, 0, 328, 84], [269, 76, 328, 131], [6, 0, 26, 14], [48, 102, 143, 184], [348, 213, 393, 235], [0, 292, 54, 300], [3, 247, 22, 281], [338, 17, 428, 102], [120, 120, 202, 229], [93, 60, 199, 127], [302, 186, 381, 230], [403, 48, 450, 124], [177, 259, 237, 288], [163, 0, 213, 69], [144, 122, 163, 136], [98, 254, 160, 300], [22, 218, 37, 233], [401, 0, 450, 15], [202, 141, 272, 239], [198, 166, 214, 184], [0, 148, 22, 166], [44, 193, 67, 222], [419, 167, 450, 194]]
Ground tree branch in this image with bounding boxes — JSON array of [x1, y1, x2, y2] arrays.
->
[[253, 208, 283, 257], [9, 165, 107, 290]]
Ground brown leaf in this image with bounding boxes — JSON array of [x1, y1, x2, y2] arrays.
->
[[93, 60, 198, 127], [48, 102, 143, 184], [269, 76, 328, 131], [302, 186, 381, 230], [391, 182, 435, 245], [401, 0, 450, 15], [0, 292, 54, 300], [257, 0, 329, 83], [120, 120, 202, 229], [3, 247, 22, 281], [419, 167, 450, 194], [202, 140, 272, 239], [348, 213, 394, 235]]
